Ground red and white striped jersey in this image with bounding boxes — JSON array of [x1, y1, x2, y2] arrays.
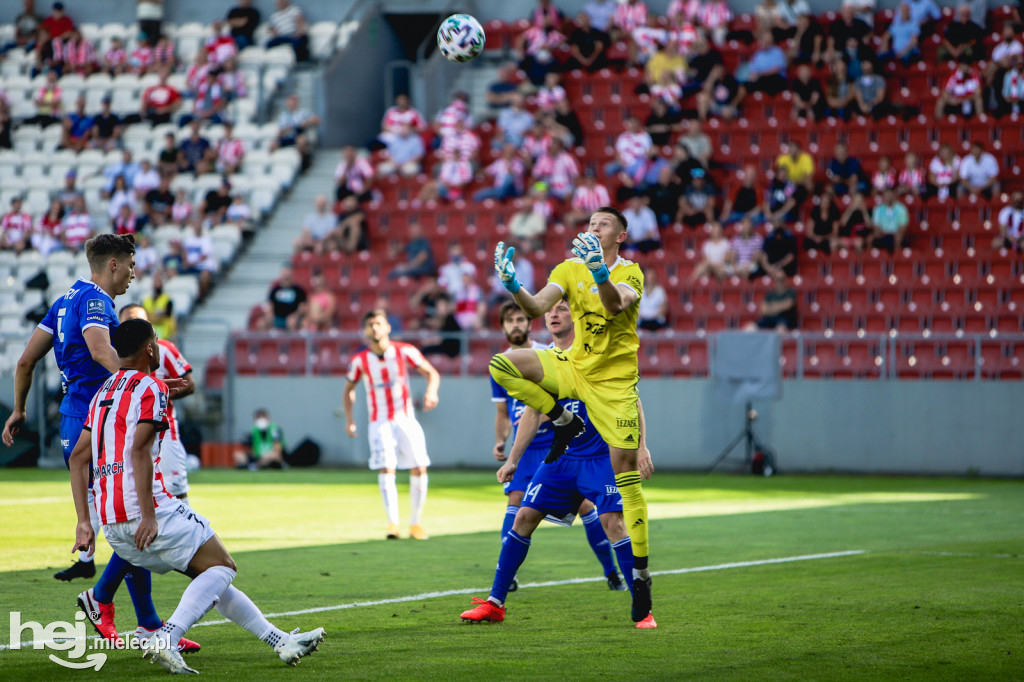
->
[[381, 105, 427, 133], [632, 26, 667, 58], [156, 339, 191, 444], [2, 211, 33, 245], [62, 212, 93, 249], [615, 130, 653, 166], [614, 1, 648, 32], [435, 101, 472, 138], [485, 157, 526, 191], [944, 69, 981, 98], [651, 80, 683, 107], [347, 342, 426, 423], [520, 26, 566, 57], [532, 151, 580, 197], [216, 137, 246, 167], [668, 22, 699, 54], [440, 129, 480, 161], [667, 0, 699, 21], [698, 2, 733, 30], [898, 166, 925, 190], [571, 182, 611, 213], [85, 369, 173, 525], [522, 131, 553, 160], [334, 156, 375, 194], [535, 84, 566, 111]]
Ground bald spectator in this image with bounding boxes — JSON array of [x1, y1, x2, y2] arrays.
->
[[737, 33, 788, 96], [939, 5, 984, 63], [958, 141, 1000, 199]]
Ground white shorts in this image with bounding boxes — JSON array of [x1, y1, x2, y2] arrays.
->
[[158, 438, 189, 497], [367, 416, 430, 471], [103, 501, 215, 574]]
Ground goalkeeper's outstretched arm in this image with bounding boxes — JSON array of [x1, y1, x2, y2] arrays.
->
[[513, 284, 563, 320]]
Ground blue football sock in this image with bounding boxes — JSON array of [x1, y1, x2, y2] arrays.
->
[[92, 552, 132, 603], [500, 505, 519, 541], [490, 529, 531, 605], [582, 509, 617, 576], [613, 537, 635, 595], [124, 566, 163, 631]]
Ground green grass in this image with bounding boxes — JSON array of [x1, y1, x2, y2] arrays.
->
[[0, 469, 1022, 680]]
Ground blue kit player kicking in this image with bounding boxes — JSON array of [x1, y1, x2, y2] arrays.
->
[[491, 300, 625, 592], [464, 296, 656, 628], [1, 233, 199, 652]]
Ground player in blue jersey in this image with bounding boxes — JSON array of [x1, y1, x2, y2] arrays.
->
[[1, 233, 200, 652], [491, 299, 625, 592], [464, 296, 656, 628]]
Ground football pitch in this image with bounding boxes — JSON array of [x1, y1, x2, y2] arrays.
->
[[0, 468, 1022, 681]]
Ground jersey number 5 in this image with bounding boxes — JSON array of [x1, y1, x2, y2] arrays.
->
[[57, 308, 67, 343]]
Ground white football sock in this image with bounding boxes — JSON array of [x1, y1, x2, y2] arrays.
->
[[215, 585, 287, 649], [379, 472, 399, 525], [409, 474, 428, 526], [161, 565, 235, 648]]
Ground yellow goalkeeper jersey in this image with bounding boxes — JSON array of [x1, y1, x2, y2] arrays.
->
[[548, 257, 644, 383]]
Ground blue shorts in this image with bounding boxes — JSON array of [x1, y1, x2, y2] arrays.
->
[[521, 456, 622, 526], [503, 447, 547, 495], [61, 413, 86, 466]]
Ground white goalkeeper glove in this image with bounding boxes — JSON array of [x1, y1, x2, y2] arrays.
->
[[571, 232, 610, 284], [494, 241, 521, 293]]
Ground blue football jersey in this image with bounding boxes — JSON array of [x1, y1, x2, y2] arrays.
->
[[38, 279, 118, 418], [490, 376, 554, 452], [560, 398, 609, 459]]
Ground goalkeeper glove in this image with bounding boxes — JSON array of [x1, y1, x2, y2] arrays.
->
[[571, 232, 610, 284], [494, 241, 521, 293]]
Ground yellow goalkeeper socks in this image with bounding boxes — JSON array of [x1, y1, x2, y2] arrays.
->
[[615, 470, 649, 572], [489, 353, 557, 415]]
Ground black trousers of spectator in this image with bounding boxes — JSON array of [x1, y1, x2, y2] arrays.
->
[[746, 75, 787, 97]]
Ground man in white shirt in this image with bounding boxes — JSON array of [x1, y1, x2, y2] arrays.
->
[[584, 0, 616, 33], [621, 193, 661, 254], [604, 117, 653, 177], [958, 141, 1000, 198], [266, 0, 308, 61], [438, 242, 477, 300], [637, 267, 668, 331], [994, 191, 1024, 251], [303, 195, 336, 242], [377, 124, 425, 177]]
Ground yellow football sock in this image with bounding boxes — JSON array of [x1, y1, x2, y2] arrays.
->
[[615, 471, 649, 564], [489, 353, 557, 415]]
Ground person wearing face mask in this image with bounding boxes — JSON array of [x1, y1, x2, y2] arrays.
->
[[234, 408, 286, 470]]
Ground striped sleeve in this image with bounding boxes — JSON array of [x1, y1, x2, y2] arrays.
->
[[138, 379, 169, 430], [399, 342, 426, 368], [346, 352, 362, 382]]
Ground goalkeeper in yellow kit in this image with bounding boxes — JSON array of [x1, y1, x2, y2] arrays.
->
[[489, 206, 655, 625]]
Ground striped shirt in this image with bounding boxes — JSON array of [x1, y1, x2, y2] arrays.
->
[[668, 22, 699, 54], [103, 47, 126, 69], [62, 212, 93, 249], [614, 1, 648, 32], [57, 38, 96, 71], [435, 101, 472, 137], [156, 340, 191, 444], [651, 80, 683, 107], [615, 130, 653, 166], [532, 151, 580, 197], [535, 85, 566, 111], [898, 166, 925, 191], [730, 234, 764, 266], [382, 106, 427, 132], [440, 129, 480, 161], [85, 369, 173, 525], [632, 26, 667, 58], [520, 26, 565, 57], [2, 211, 33, 245], [698, 1, 732, 30], [347, 342, 426, 423], [216, 137, 246, 167], [334, 156, 375, 193], [269, 5, 302, 36], [484, 157, 526, 191], [571, 183, 611, 212], [129, 46, 154, 73]]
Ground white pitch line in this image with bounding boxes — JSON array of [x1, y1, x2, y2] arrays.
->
[[0, 550, 865, 650]]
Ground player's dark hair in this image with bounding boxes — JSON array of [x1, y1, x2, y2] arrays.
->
[[112, 318, 155, 358], [362, 308, 388, 325], [595, 206, 628, 231], [118, 303, 146, 321], [499, 300, 525, 323], [86, 233, 135, 271]]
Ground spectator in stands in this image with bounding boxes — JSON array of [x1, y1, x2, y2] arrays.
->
[[59, 28, 96, 76], [927, 143, 961, 200], [32, 198, 63, 256], [838, 189, 871, 251], [54, 168, 82, 209], [157, 132, 179, 175], [621, 192, 661, 254], [453, 271, 486, 331], [200, 176, 234, 224], [437, 242, 477, 300], [754, 0, 797, 43], [906, 0, 941, 32], [473, 144, 526, 203], [144, 173, 174, 226], [880, 2, 921, 65], [738, 32, 788, 96], [107, 174, 136, 222], [226, 195, 254, 234], [535, 72, 567, 112], [746, 273, 797, 332], [267, 0, 309, 61], [566, 11, 607, 72], [29, 28, 57, 77], [137, 0, 163, 46], [688, 222, 732, 282], [852, 60, 888, 119], [790, 62, 826, 121], [870, 155, 897, 197], [181, 218, 217, 301], [604, 116, 652, 176], [272, 94, 320, 169], [183, 68, 227, 125], [776, 140, 815, 192], [493, 93, 534, 149], [128, 34, 156, 75], [827, 142, 866, 195], [5, 0, 41, 54], [133, 158, 161, 198], [870, 188, 910, 252], [185, 48, 211, 95], [486, 63, 521, 112], [227, 0, 260, 50], [551, 101, 584, 148], [113, 203, 141, 236], [720, 165, 764, 225], [40, 1, 73, 41], [508, 182, 554, 249], [729, 217, 764, 277], [0, 98, 10, 150], [824, 59, 853, 120], [637, 267, 668, 331], [993, 191, 1024, 251], [630, 15, 668, 68], [91, 96, 122, 151], [610, 0, 648, 44], [421, 118, 480, 203], [789, 11, 824, 65], [299, 273, 336, 332], [215, 121, 246, 175], [434, 91, 473, 139], [139, 65, 182, 125], [958, 141, 1000, 198], [205, 20, 237, 65], [101, 149, 140, 198], [988, 25, 1024, 116], [61, 195, 92, 251], [939, 5, 984, 63], [679, 168, 718, 228], [377, 124, 424, 178], [752, 221, 798, 279], [26, 68, 61, 127], [532, 137, 580, 200], [334, 145, 375, 203], [389, 222, 435, 279], [260, 266, 306, 330], [583, 0, 615, 33], [646, 165, 683, 228], [419, 293, 462, 357], [897, 151, 927, 198], [1001, 54, 1024, 116], [935, 60, 984, 120], [644, 98, 680, 147], [1, 196, 33, 253], [515, 14, 565, 86], [697, 66, 745, 121], [679, 120, 713, 169], [763, 166, 803, 224], [825, 5, 871, 65], [59, 93, 94, 152], [178, 121, 215, 175], [131, 234, 158, 276], [142, 271, 176, 338], [379, 93, 426, 140], [686, 35, 725, 93], [804, 189, 840, 253], [672, 143, 704, 186], [171, 188, 192, 223], [530, 0, 564, 28], [564, 169, 611, 225], [102, 36, 128, 74]]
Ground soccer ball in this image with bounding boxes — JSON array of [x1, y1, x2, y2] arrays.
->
[[437, 14, 485, 63]]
